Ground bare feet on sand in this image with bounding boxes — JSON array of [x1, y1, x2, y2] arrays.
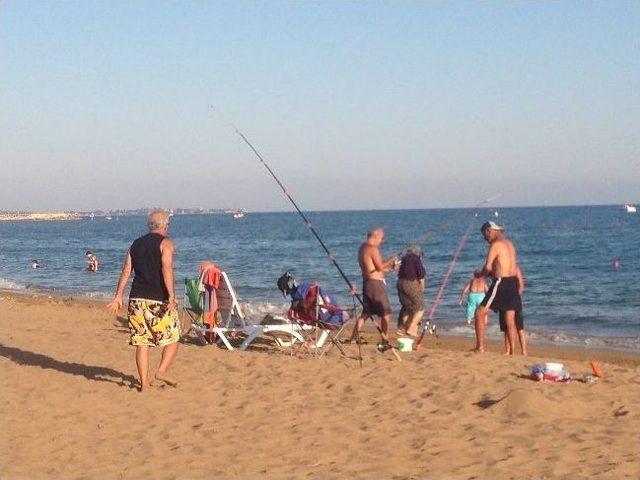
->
[[155, 373, 178, 387], [139, 381, 153, 392]]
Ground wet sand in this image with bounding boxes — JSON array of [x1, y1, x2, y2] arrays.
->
[[2, 292, 638, 479]]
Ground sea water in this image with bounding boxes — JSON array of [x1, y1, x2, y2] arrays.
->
[[1, 206, 638, 351]]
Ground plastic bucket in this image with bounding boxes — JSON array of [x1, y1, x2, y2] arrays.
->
[[397, 337, 414, 352], [545, 362, 564, 373]]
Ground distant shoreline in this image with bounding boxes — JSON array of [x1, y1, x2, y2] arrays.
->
[[0, 212, 81, 222], [1, 203, 634, 218]]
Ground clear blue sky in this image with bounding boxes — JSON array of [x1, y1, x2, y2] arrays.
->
[[1, 1, 638, 212]]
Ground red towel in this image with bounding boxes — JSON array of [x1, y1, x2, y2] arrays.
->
[[199, 261, 221, 289]]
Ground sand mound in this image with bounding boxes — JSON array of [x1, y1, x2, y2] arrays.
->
[[500, 387, 543, 417]]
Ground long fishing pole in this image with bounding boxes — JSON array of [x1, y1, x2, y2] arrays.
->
[[232, 127, 356, 295], [218, 112, 400, 359], [415, 221, 474, 357]]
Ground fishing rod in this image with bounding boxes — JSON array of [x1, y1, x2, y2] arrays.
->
[[415, 221, 474, 357], [216, 111, 401, 360]]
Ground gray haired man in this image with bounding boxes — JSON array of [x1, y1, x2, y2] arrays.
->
[[107, 209, 180, 391]]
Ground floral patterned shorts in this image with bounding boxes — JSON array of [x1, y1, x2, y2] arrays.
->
[[127, 298, 180, 347]]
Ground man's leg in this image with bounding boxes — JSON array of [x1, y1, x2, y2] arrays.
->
[[503, 333, 511, 355], [349, 314, 366, 341], [135, 345, 151, 391], [155, 342, 179, 387], [502, 310, 517, 356], [381, 313, 391, 337], [518, 328, 528, 356], [474, 306, 489, 352]]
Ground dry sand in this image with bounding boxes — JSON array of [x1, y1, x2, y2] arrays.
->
[[1, 292, 638, 479]]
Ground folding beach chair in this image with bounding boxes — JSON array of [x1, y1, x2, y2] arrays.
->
[[185, 270, 309, 350], [278, 272, 353, 357], [181, 278, 208, 344]]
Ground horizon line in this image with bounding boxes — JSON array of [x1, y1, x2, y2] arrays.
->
[[2, 201, 635, 215]]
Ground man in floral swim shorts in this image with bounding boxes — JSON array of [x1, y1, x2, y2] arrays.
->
[[107, 209, 180, 391]]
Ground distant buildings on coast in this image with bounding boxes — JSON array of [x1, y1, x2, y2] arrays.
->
[[0, 207, 245, 221], [0, 212, 81, 222]]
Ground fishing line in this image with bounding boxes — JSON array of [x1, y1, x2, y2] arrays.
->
[[396, 193, 501, 257]]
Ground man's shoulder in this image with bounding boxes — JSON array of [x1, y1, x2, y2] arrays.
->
[[131, 233, 147, 246], [161, 236, 175, 248], [494, 237, 512, 248]]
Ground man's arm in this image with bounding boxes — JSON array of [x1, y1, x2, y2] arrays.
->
[[516, 265, 525, 295], [106, 250, 132, 313], [480, 243, 498, 277], [160, 238, 176, 312], [369, 248, 386, 273]]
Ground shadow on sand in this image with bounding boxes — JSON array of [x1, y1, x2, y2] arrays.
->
[[473, 390, 514, 410], [0, 343, 138, 389]]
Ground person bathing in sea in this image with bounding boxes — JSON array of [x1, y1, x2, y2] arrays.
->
[[31, 260, 40, 269], [396, 244, 426, 338], [458, 270, 488, 325], [347, 226, 398, 347], [499, 265, 527, 355], [106, 209, 180, 391], [85, 251, 99, 272], [474, 221, 522, 354]]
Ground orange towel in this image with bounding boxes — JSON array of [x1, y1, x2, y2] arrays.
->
[[199, 261, 221, 289]]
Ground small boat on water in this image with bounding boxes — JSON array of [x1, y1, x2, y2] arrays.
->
[[232, 210, 246, 219], [493, 209, 499, 218], [105, 216, 113, 220], [623, 204, 636, 213]]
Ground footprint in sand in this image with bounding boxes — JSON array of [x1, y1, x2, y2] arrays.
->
[[613, 406, 629, 417], [155, 373, 178, 387]]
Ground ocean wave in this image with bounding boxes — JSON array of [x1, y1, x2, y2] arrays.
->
[[0, 277, 29, 291], [0, 277, 113, 301], [240, 300, 291, 320], [76, 290, 113, 301], [435, 322, 640, 352], [526, 329, 640, 351]]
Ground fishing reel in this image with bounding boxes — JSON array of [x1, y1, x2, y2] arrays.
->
[[422, 321, 437, 337]]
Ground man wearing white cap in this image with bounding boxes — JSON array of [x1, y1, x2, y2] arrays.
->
[[474, 221, 522, 354]]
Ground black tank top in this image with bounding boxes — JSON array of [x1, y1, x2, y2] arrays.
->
[[129, 233, 168, 302]]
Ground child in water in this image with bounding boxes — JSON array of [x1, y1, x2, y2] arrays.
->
[[459, 270, 488, 325]]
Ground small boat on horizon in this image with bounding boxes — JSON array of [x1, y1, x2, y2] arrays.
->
[[232, 209, 246, 219], [623, 204, 636, 213]]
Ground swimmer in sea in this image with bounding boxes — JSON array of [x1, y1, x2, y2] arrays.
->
[[31, 260, 40, 269], [85, 251, 99, 272]]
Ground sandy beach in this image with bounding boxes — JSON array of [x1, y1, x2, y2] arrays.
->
[[1, 291, 638, 479]]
